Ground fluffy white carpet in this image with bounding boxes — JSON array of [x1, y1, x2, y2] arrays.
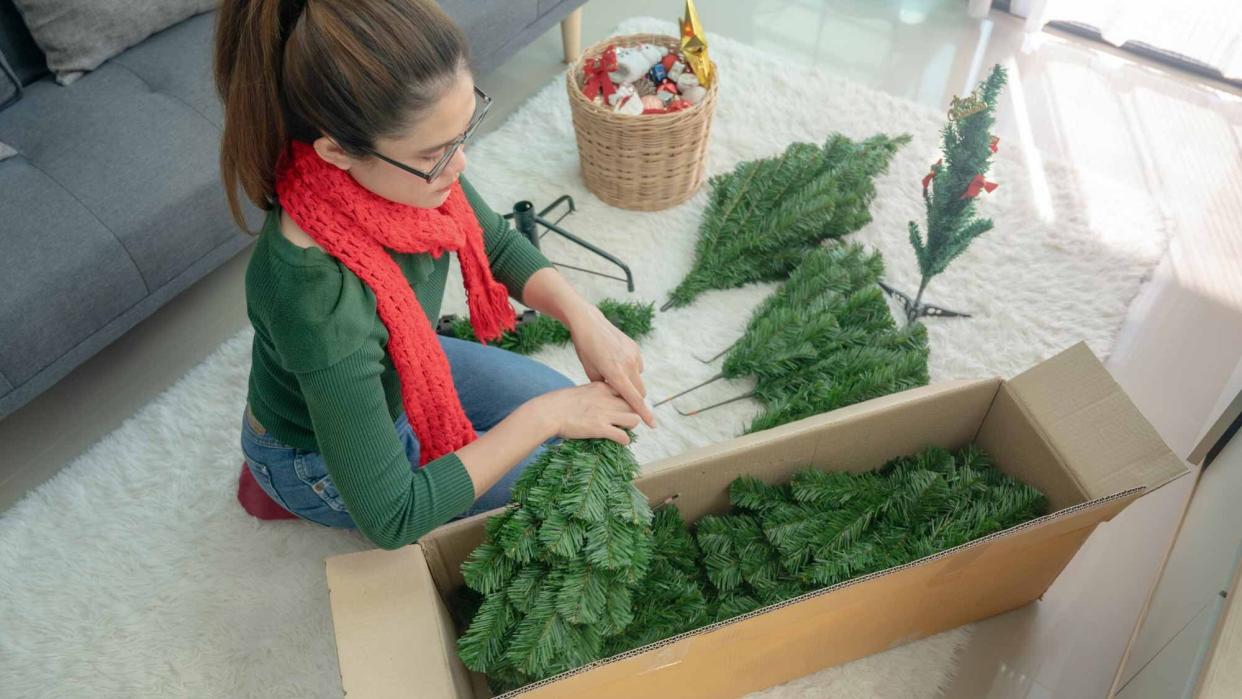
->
[[0, 17, 1167, 699]]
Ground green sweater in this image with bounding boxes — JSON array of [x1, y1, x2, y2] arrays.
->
[[244, 175, 552, 549]]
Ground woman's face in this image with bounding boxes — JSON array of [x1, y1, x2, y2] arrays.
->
[[314, 70, 476, 209]]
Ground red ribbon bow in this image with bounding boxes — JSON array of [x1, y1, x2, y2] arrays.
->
[[960, 174, 999, 200], [583, 47, 618, 103], [922, 159, 942, 194], [990, 135, 1000, 153]]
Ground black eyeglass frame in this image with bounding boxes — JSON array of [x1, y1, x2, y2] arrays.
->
[[363, 85, 491, 182]]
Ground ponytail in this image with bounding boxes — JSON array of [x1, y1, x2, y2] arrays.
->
[[213, 0, 471, 233]]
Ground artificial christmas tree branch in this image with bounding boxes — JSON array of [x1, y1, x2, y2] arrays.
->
[[458, 442, 1048, 685], [662, 133, 909, 311], [652, 372, 725, 408], [693, 444, 1048, 620], [440, 298, 654, 355], [660, 243, 930, 427], [457, 434, 654, 692], [658, 243, 885, 407]]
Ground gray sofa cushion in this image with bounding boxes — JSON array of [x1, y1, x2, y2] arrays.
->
[[441, 0, 539, 73], [10, 0, 214, 84], [0, 12, 254, 413], [0, 16, 232, 292], [111, 13, 221, 128], [0, 157, 149, 387]]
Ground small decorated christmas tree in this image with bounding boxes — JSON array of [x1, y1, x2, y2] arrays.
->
[[886, 64, 1008, 324]]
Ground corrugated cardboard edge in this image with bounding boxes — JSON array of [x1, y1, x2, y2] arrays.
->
[[639, 378, 1000, 480], [496, 487, 1145, 698], [325, 545, 472, 698], [1005, 342, 1188, 498]]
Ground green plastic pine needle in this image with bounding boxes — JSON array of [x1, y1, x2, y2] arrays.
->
[[465, 444, 1048, 684], [448, 298, 655, 354], [676, 240, 930, 434]]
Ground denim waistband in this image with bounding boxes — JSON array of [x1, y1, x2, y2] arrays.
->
[[244, 402, 267, 436]]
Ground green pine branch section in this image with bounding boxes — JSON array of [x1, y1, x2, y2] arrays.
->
[[458, 441, 1047, 692], [447, 299, 655, 355], [694, 444, 1047, 622], [713, 242, 930, 432], [664, 132, 911, 310], [457, 435, 654, 693]]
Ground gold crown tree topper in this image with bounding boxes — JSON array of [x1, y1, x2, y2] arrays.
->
[[680, 0, 713, 87]]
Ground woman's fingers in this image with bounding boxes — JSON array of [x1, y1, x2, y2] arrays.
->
[[608, 373, 656, 428], [609, 411, 643, 430], [631, 360, 647, 397], [602, 426, 631, 445]]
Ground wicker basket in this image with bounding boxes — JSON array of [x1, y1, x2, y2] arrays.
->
[[566, 33, 719, 211]]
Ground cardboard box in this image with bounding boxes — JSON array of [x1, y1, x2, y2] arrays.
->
[[325, 343, 1188, 698]]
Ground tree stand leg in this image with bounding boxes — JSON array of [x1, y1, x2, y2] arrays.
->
[[504, 198, 636, 292], [877, 280, 973, 323]]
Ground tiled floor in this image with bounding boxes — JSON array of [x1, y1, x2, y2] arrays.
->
[[1, 2, 1239, 697]]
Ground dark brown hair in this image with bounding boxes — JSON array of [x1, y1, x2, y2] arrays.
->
[[213, 0, 471, 232]]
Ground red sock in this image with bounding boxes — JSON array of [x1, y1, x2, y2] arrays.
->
[[237, 461, 298, 520]]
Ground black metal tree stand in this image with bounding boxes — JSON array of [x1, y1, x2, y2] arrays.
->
[[436, 195, 635, 338], [504, 196, 634, 292]]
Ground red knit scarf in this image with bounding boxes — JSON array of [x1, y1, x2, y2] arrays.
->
[[275, 140, 516, 466]]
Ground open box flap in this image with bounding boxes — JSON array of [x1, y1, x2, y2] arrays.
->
[[325, 545, 473, 698], [1006, 342, 1187, 499]]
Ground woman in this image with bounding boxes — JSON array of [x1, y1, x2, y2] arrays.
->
[[214, 0, 655, 549]]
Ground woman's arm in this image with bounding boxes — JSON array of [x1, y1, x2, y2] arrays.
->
[[298, 344, 478, 550], [521, 268, 657, 428], [517, 266, 597, 330], [457, 175, 655, 428], [455, 398, 555, 494]]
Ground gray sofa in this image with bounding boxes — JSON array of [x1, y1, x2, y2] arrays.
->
[[0, 0, 587, 420]]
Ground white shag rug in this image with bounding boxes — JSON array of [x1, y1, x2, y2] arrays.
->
[[0, 17, 1168, 699]]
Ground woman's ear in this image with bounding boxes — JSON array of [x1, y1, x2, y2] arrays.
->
[[312, 136, 356, 171]]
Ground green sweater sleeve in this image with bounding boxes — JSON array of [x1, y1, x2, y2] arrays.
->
[[296, 339, 477, 550], [460, 175, 553, 303]]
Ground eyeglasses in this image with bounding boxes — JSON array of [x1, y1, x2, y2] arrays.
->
[[364, 85, 491, 183]]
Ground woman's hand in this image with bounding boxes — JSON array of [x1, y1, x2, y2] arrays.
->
[[528, 382, 644, 445], [516, 267, 655, 428], [568, 305, 656, 428]]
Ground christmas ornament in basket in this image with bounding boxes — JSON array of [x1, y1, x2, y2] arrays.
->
[[566, 8, 719, 211]]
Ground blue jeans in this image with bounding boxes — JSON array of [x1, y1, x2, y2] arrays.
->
[[240, 335, 574, 529]]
